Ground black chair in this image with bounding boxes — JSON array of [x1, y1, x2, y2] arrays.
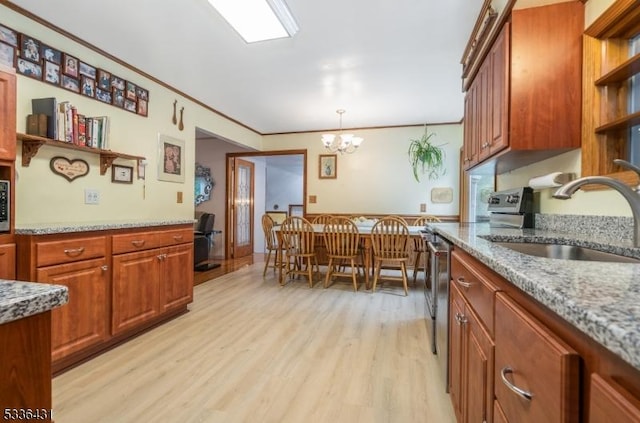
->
[[194, 213, 218, 271]]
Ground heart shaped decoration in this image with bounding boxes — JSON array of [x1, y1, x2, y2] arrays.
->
[[49, 156, 90, 182]]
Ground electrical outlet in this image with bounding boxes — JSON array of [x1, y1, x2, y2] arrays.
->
[[177, 191, 183, 203], [420, 203, 427, 212], [84, 189, 100, 205]]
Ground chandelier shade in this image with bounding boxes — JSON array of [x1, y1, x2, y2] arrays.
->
[[321, 110, 363, 154]]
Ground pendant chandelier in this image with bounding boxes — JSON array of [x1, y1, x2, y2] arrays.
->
[[321, 109, 363, 154]]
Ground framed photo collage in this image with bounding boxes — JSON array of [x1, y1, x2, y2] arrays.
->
[[0, 22, 149, 117]]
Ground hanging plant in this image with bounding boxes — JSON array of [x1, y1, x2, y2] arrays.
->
[[408, 126, 446, 182]]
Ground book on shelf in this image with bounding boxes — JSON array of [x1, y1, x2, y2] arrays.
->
[[31, 97, 57, 139], [71, 106, 78, 145], [77, 114, 86, 146]]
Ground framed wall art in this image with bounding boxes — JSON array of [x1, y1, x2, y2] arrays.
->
[[20, 34, 40, 62], [112, 164, 133, 184], [0, 42, 15, 68], [0, 24, 18, 47], [62, 53, 78, 77], [319, 154, 337, 179], [157, 134, 185, 183]]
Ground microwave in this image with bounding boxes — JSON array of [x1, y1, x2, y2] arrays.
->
[[0, 180, 9, 232]]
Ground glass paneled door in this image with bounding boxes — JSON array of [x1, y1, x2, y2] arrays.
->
[[231, 158, 254, 259]]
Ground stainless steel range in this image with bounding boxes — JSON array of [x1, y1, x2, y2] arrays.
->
[[488, 187, 536, 228]]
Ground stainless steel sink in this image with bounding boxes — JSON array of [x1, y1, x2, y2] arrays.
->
[[494, 242, 640, 263]]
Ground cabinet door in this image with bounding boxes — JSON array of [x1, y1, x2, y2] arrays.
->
[[0, 242, 15, 279], [112, 249, 162, 335], [495, 293, 579, 423], [467, 308, 494, 423], [489, 23, 509, 155], [449, 282, 467, 423], [463, 90, 475, 170], [0, 69, 16, 161], [160, 244, 193, 312], [37, 258, 108, 362], [589, 373, 640, 423], [477, 59, 492, 162]]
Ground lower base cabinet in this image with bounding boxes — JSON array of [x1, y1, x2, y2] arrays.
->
[[0, 243, 15, 279], [37, 258, 108, 362], [589, 373, 640, 422]]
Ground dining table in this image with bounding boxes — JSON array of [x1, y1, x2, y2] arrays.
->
[[274, 223, 426, 289]]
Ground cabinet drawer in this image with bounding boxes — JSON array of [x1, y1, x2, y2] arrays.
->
[[112, 228, 193, 254], [590, 373, 640, 422], [451, 250, 499, 336], [36, 236, 106, 267], [495, 293, 580, 423]]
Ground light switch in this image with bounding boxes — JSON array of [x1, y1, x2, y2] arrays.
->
[[420, 203, 427, 212], [309, 195, 317, 204], [177, 191, 183, 203]]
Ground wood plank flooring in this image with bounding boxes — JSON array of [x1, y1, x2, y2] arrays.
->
[[52, 257, 455, 423]]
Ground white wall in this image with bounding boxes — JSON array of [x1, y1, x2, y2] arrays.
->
[[265, 165, 303, 213], [6, 5, 262, 225], [263, 124, 463, 216]]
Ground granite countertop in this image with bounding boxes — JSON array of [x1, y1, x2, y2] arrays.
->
[[429, 221, 640, 371], [0, 281, 68, 325], [15, 218, 196, 235]]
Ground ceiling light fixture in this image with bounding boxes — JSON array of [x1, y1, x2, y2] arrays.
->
[[207, 0, 298, 43], [321, 109, 363, 154]]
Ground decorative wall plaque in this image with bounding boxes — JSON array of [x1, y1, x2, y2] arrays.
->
[[50, 156, 89, 181], [431, 187, 453, 204]]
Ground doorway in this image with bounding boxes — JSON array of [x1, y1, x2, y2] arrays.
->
[[225, 150, 307, 259]]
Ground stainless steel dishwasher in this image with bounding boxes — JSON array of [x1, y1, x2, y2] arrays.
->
[[427, 232, 452, 391]]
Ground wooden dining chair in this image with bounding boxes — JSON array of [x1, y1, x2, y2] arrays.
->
[[370, 216, 411, 296], [312, 214, 334, 267], [279, 216, 319, 287], [323, 217, 362, 291], [412, 215, 441, 285], [261, 214, 285, 277]]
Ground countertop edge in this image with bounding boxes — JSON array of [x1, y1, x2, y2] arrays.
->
[[15, 219, 196, 235], [0, 281, 69, 325]]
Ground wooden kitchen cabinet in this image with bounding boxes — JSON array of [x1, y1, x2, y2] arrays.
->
[[0, 66, 16, 161], [589, 373, 640, 423], [450, 250, 498, 423], [37, 257, 108, 362], [112, 230, 193, 336], [0, 242, 15, 279], [463, 2, 583, 173], [494, 292, 580, 423]]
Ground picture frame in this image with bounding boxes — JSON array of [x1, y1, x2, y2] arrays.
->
[[79, 61, 96, 79], [16, 57, 42, 80], [42, 45, 61, 64], [19, 34, 40, 63], [135, 86, 148, 101], [0, 24, 18, 47], [126, 81, 137, 100], [61, 74, 79, 92], [112, 88, 125, 107], [43, 61, 60, 85], [97, 69, 111, 90], [95, 87, 112, 104], [112, 164, 133, 184], [137, 99, 148, 117], [157, 134, 185, 183], [111, 75, 125, 90], [80, 75, 95, 97], [318, 154, 337, 179], [0, 42, 15, 69], [124, 98, 137, 113], [62, 53, 78, 77]]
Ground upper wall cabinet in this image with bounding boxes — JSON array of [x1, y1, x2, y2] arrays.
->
[[582, 0, 640, 188], [463, 2, 584, 174], [0, 66, 16, 161]]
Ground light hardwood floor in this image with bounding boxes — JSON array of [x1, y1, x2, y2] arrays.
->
[[53, 259, 456, 423]]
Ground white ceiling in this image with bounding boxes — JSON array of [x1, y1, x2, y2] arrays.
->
[[8, 0, 484, 134]]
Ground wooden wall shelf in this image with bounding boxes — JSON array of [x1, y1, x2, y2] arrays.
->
[[595, 110, 640, 134], [16, 133, 145, 175], [595, 52, 640, 85]]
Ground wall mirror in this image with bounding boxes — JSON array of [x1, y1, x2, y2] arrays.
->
[[194, 163, 214, 206]]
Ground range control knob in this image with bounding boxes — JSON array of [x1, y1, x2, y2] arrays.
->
[[506, 195, 520, 204]]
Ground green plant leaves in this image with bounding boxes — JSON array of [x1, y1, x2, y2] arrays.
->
[[408, 130, 446, 182]]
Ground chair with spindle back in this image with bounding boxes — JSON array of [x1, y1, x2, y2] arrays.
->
[[323, 217, 362, 291], [279, 216, 319, 287], [412, 215, 441, 285], [370, 216, 411, 296], [261, 214, 285, 277]]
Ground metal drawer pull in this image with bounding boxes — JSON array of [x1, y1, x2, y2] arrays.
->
[[173, 235, 183, 241], [64, 247, 85, 257], [131, 240, 146, 247], [456, 277, 472, 289], [101, 265, 108, 271], [455, 312, 468, 325], [500, 367, 533, 401]]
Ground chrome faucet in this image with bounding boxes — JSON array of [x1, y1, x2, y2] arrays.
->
[[553, 159, 640, 248]]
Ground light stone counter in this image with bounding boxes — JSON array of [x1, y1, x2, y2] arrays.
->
[[0, 280, 68, 325], [15, 219, 196, 235], [428, 221, 640, 371]]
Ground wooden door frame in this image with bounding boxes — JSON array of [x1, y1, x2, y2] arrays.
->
[[225, 149, 307, 259]]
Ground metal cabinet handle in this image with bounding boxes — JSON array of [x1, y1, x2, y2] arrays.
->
[[173, 235, 183, 241], [63, 247, 85, 257], [131, 240, 146, 247], [101, 265, 108, 271], [157, 253, 167, 261], [455, 312, 468, 325], [455, 276, 472, 289], [500, 367, 533, 401]]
